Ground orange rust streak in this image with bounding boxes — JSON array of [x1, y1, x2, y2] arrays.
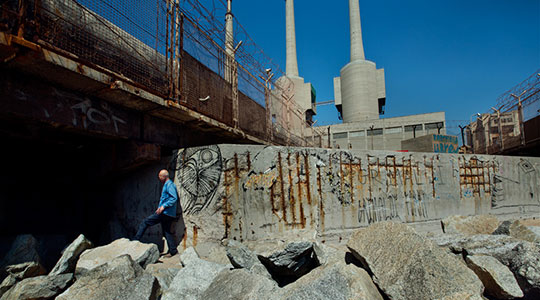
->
[[192, 226, 198, 247], [304, 154, 314, 228], [288, 153, 297, 226], [317, 166, 325, 232], [278, 152, 287, 223], [296, 153, 306, 228], [182, 231, 187, 250]]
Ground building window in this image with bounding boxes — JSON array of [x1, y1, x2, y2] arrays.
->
[[405, 124, 423, 132], [333, 132, 348, 139], [425, 122, 444, 130], [385, 127, 402, 134], [350, 130, 365, 138], [367, 128, 383, 136]]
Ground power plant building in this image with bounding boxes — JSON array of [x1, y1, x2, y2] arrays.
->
[[315, 0, 447, 151]]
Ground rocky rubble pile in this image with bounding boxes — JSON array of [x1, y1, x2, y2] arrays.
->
[[0, 215, 538, 300]]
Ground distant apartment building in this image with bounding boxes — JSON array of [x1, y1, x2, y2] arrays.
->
[[467, 110, 521, 155]]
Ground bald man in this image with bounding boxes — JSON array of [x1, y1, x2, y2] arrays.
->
[[134, 169, 179, 256]]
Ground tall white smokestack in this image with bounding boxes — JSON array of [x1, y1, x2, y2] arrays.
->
[[349, 0, 365, 61], [225, 0, 234, 83], [335, 0, 385, 123], [285, 0, 299, 77]]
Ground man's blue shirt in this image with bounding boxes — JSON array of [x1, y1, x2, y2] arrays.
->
[[159, 179, 178, 217]]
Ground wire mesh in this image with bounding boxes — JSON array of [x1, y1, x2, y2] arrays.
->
[[6, 0, 324, 147]]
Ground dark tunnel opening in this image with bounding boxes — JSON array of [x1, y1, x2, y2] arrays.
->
[[0, 118, 165, 270]]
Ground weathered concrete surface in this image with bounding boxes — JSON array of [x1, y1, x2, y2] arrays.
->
[[167, 144, 539, 248]]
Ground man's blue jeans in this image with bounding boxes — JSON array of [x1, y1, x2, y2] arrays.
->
[[134, 213, 178, 255]]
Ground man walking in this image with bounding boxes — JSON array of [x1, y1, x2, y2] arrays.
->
[[134, 169, 179, 256]]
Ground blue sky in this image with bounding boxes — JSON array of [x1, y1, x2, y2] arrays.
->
[[231, 0, 540, 135]]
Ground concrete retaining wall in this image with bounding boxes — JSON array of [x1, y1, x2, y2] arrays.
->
[[170, 144, 540, 248]]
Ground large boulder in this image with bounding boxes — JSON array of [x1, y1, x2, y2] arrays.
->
[[279, 261, 384, 300], [226, 240, 271, 279], [162, 248, 230, 300], [441, 215, 499, 235], [49, 234, 93, 276], [57, 255, 159, 300], [466, 255, 523, 299], [0, 261, 46, 297], [430, 233, 540, 293], [507, 221, 540, 243], [0, 235, 41, 276], [347, 222, 484, 300], [200, 269, 278, 300], [0, 273, 73, 300], [257, 241, 320, 286], [75, 238, 158, 275], [145, 267, 179, 291]]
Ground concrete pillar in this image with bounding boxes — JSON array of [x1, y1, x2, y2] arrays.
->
[[349, 0, 365, 61], [285, 0, 299, 77]]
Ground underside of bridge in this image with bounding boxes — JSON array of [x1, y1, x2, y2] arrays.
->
[[0, 32, 267, 262]]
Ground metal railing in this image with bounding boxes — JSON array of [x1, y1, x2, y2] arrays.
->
[[1, 0, 326, 147]]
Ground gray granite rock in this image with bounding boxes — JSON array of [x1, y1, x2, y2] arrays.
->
[[226, 240, 271, 279], [466, 255, 523, 299], [348, 222, 484, 300], [257, 241, 319, 285], [75, 238, 158, 275], [0, 261, 46, 298], [441, 215, 499, 235], [200, 269, 279, 300], [279, 261, 384, 300], [49, 234, 93, 276], [145, 266, 180, 291], [0, 275, 17, 297], [0, 235, 41, 275], [57, 255, 159, 300], [179, 247, 200, 267], [162, 255, 230, 300], [0, 273, 73, 300], [430, 233, 540, 293]]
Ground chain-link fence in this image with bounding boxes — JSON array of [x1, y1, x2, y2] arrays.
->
[[1, 0, 325, 146]]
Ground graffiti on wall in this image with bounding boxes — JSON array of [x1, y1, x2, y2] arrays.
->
[[173, 145, 223, 215], [491, 158, 538, 208], [325, 152, 435, 225], [433, 135, 459, 153]]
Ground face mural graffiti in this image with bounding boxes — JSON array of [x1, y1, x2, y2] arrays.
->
[[173, 145, 223, 215]]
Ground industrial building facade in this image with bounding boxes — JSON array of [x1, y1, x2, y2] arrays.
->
[[317, 112, 446, 151]]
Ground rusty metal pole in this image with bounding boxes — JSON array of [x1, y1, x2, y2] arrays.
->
[[261, 71, 274, 143], [179, 12, 185, 102], [511, 91, 527, 146]]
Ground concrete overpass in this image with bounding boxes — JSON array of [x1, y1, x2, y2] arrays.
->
[[0, 0, 320, 244]]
